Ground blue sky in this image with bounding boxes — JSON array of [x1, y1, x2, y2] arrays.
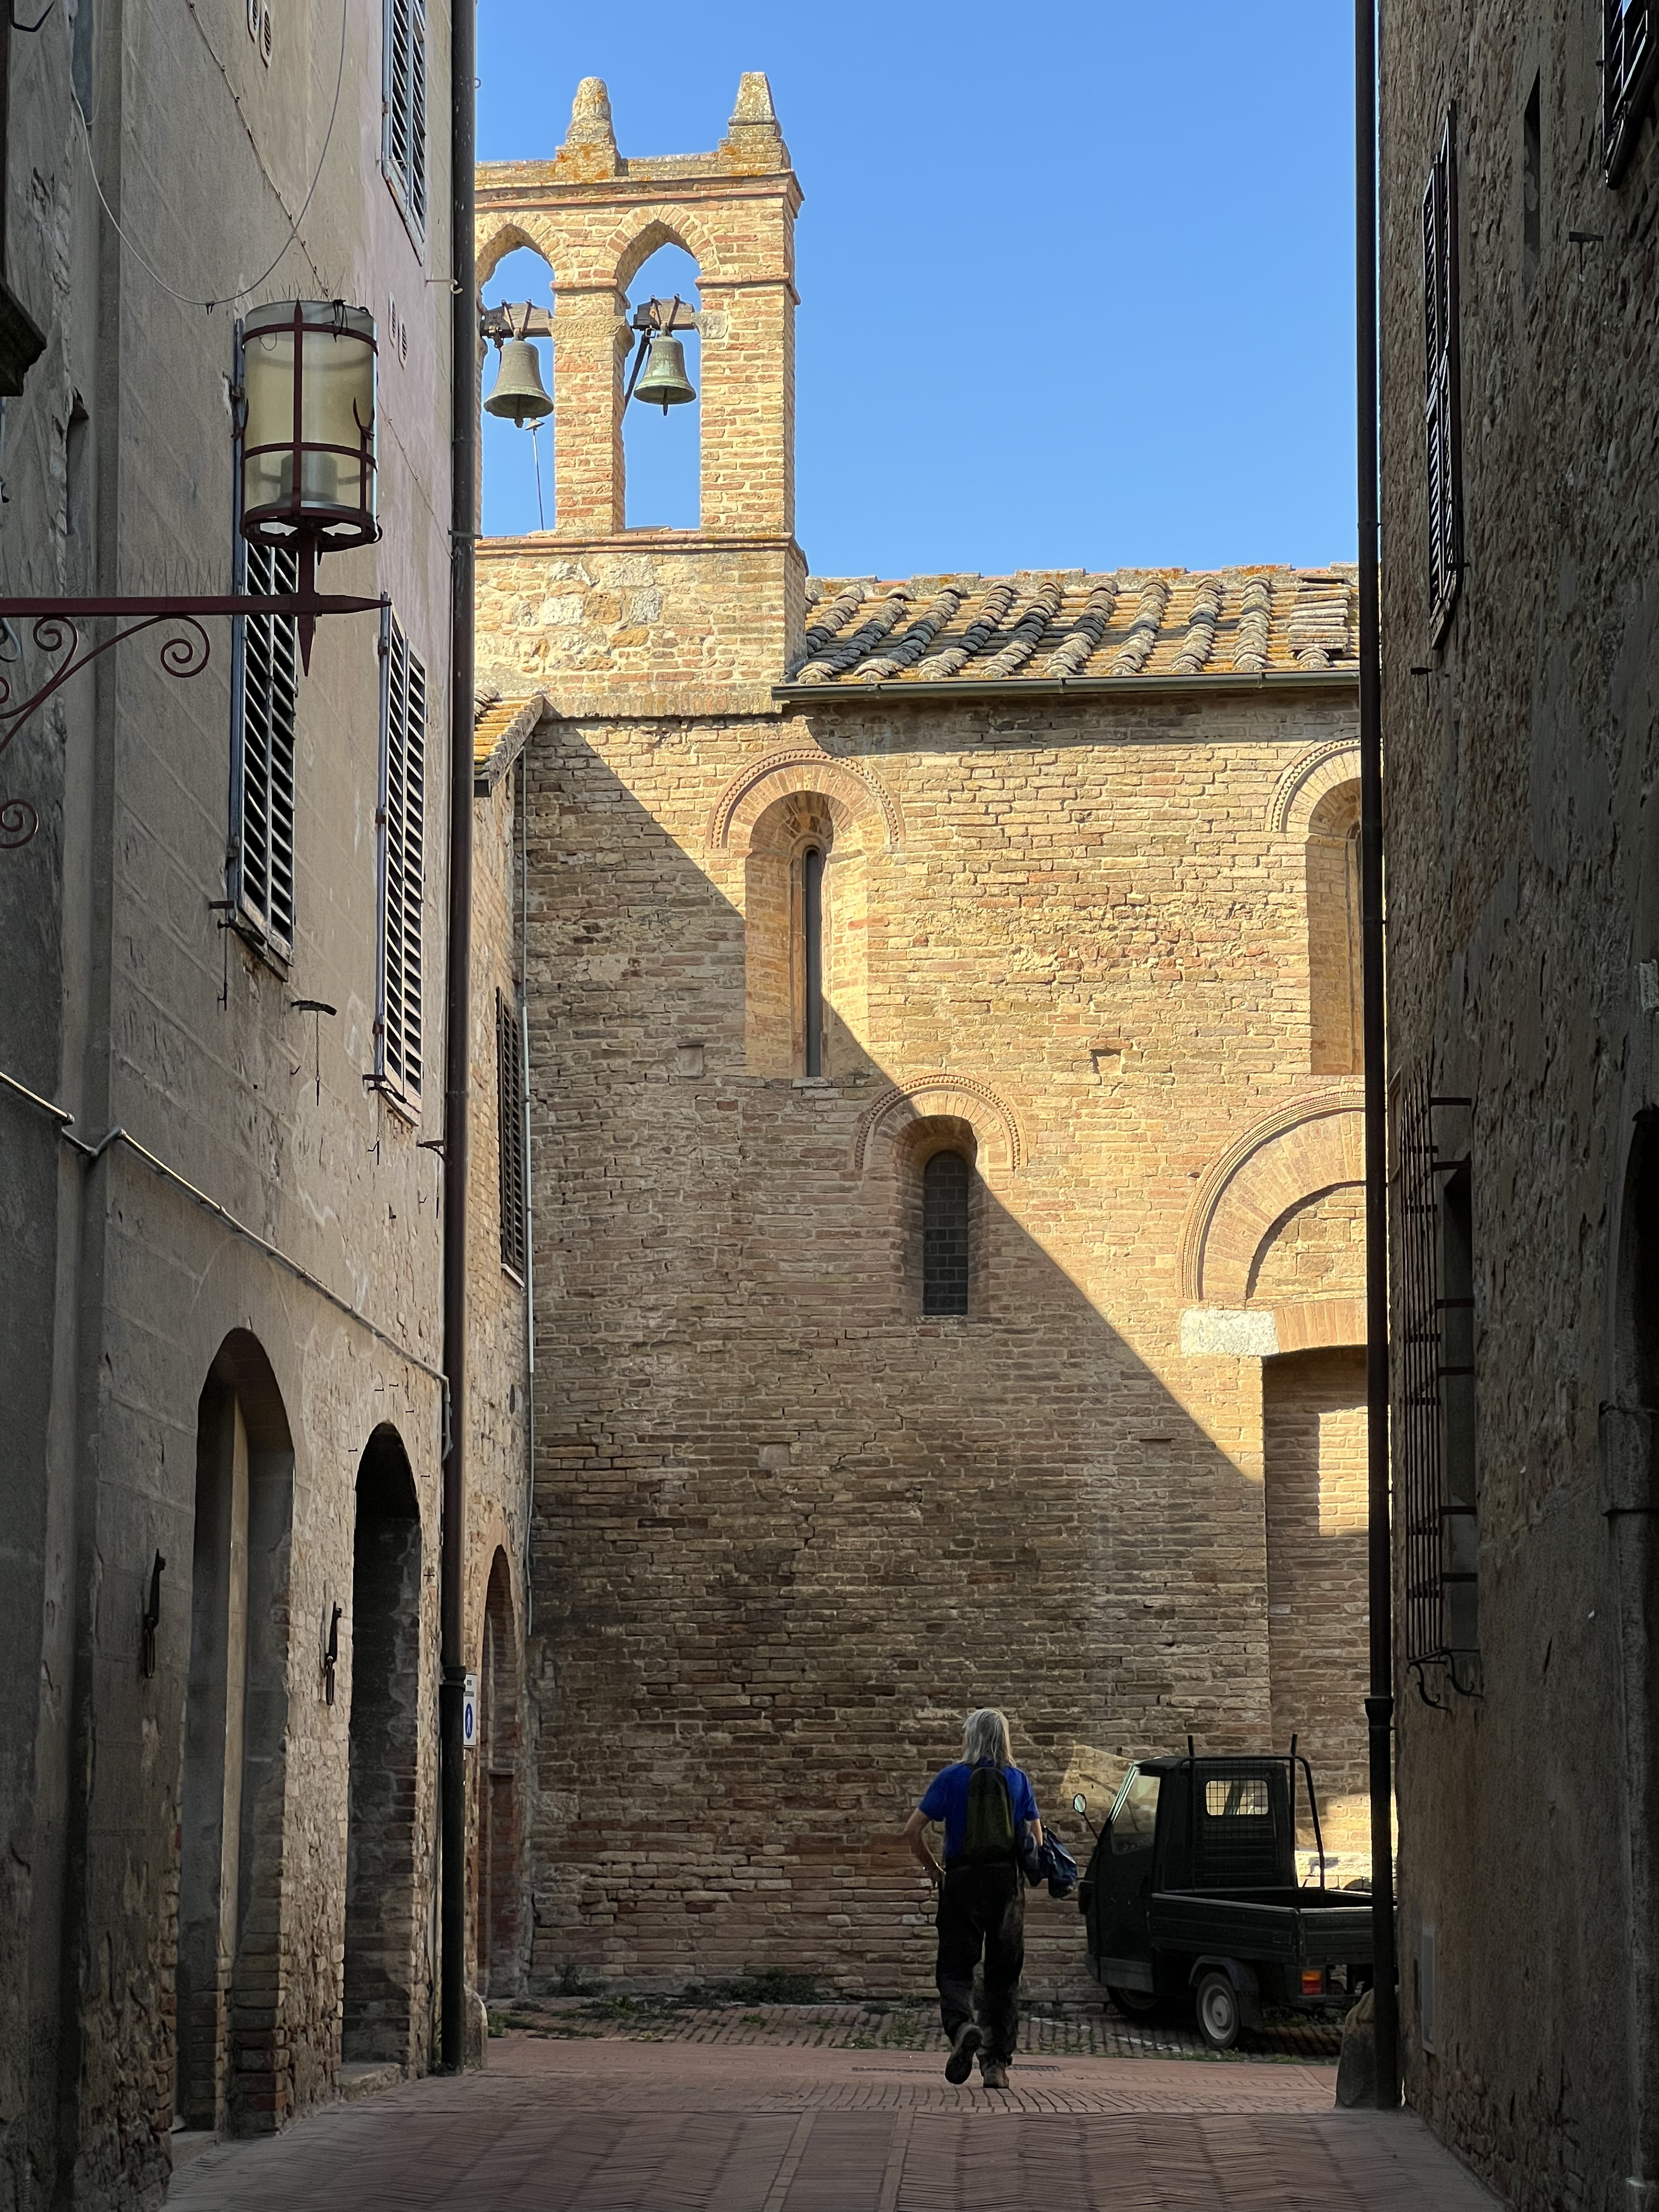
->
[[477, 2, 1356, 578]]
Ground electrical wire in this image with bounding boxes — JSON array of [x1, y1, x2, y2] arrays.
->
[[71, 0, 349, 311]]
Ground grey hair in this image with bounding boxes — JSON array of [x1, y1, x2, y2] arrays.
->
[[963, 1708, 1011, 1767]]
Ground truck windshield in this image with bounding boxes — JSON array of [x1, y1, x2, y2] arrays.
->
[[1112, 1770, 1160, 1854]]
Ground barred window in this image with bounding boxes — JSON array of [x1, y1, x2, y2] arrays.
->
[[1607, 0, 1658, 182], [383, 0, 427, 239], [1423, 108, 1463, 644], [229, 538, 299, 956], [1396, 1071, 1479, 1695], [922, 1150, 971, 1316], [375, 612, 426, 1107], [497, 990, 526, 1279]]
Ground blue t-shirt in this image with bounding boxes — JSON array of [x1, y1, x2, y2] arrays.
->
[[919, 1761, 1040, 1864]]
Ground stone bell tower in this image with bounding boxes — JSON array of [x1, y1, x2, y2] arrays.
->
[[474, 76, 806, 711]]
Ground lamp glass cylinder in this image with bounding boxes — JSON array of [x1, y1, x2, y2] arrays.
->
[[240, 300, 379, 549]]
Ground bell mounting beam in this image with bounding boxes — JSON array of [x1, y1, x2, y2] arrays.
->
[[477, 297, 702, 344], [0, 586, 385, 852]]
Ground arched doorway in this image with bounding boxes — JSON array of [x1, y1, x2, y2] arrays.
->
[[474, 1548, 524, 1997], [342, 1427, 422, 2063], [175, 1332, 294, 2133]]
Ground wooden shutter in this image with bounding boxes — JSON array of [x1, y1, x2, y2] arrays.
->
[[230, 539, 299, 954], [497, 991, 526, 1277], [384, 0, 427, 234], [1422, 108, 1463, 644], [1607, 0, 1658, 180], [376, 611, 426, 1107]]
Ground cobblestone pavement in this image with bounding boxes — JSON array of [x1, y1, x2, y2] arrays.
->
[[168, 2018, 1504, 2210]]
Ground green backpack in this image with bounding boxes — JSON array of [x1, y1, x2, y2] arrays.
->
[[962, 1762, 1017, 1864]]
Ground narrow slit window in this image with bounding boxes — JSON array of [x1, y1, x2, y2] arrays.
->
[[801, 844, 824, 1077], [375, 610, 426, 1108], [922, 1151, 971, 1316], [1523, 75, 1542, 290], [497, 989, 526, 1279], [383, 0, 428, 239], [229, 537, 299, 956]]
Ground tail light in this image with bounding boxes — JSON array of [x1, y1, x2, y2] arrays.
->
[[1300, 1969, 1326, 1996]]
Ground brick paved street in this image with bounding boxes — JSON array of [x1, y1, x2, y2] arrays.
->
[[168, 2027, 1503, 2210]]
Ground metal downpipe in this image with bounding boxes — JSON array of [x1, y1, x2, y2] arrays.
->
[[1357, 0, 1401, 2109], [440, 0, 478, 2075]]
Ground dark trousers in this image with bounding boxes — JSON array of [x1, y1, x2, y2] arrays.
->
[[935, 1863, 1025, 2063]]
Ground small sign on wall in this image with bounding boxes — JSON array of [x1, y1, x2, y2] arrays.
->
[[462, 1672, 479, 1752]]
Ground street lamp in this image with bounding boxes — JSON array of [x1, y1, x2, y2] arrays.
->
[[0, 298, 388, 851]]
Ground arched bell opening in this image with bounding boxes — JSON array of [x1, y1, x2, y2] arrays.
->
[[481, 242, 557, 536], [342, 1426, 423, 2064], [174, 1332, 295, 2135], [622, 240, 701, 531], [474, 1548, 525, 1998]]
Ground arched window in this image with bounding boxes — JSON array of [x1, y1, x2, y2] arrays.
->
[[1306, 783, 1363, 1075], [922, 1150, 972, 1314], [801, 844, 824, 1077]]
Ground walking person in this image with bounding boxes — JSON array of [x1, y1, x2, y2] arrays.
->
[[902, 1708, 1042, 2089]]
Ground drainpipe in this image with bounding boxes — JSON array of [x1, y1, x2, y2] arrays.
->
[[1356, 0, 1401, 2109], [440, 0, 478, 2075]]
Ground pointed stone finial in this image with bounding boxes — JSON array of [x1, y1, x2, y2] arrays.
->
[[729, 73, 776, 125], [556, 77, 619, 180], [721, 72, 789, 175]]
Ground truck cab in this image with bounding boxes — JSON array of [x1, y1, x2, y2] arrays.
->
[[1077, 1752, 1373, 2048]]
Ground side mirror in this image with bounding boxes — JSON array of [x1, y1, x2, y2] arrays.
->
[[1072, 1793, 1087, 1815]]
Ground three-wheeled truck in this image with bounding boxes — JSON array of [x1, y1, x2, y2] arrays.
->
[[1074, 1749, 1374, 2049]]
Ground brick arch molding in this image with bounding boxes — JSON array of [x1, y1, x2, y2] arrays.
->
[[476, 218, 558, 288], [609, 210, 722, 289], [1180, 1090, 1364, 1303], [710, 747, 904, 855], [1270, 741, 1362, 839], [854, 1075, 1024, 1176]]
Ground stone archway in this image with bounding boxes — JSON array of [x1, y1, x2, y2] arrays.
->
[[175, 1332, 294, 2134], [342, 1427, 422, 2065], [474, 1549, 525, 1998]]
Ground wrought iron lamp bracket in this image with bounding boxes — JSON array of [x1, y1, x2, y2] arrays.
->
[[0, 587, 387, 851]]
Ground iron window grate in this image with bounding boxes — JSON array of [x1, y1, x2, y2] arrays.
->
[[922, 1150, 970, 1314], [1608, 0, 1659, 181], [1422, 108, 1464, 645], [497, 989, 526, 1279], [229, 538, 299, 956]]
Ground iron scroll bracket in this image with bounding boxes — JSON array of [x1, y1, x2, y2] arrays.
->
[[0, 590, 387, 851]]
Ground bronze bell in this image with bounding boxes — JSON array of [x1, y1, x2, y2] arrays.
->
[[484, 337, 553, 427], [632, 332, 696, 411]]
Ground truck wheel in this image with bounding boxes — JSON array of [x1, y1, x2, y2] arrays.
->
[[1194, 1970, 1241, 2051], [1106, 1985, 1159, 2020]]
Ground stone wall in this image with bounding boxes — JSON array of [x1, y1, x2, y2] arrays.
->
[[515, 687, 1366, 2000], [1379, 3, 1659, 2205]]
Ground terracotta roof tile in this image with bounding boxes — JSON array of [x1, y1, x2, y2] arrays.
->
[[787, 566, 1358, 688]]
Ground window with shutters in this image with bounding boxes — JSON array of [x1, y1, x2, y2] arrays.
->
[[375, 612, 426, 1109], [1607, 1, 1658, 180], [1423, 108, 1463, 645], [497, 990, 526, 1280], [228, 538, 299, 957], [382, 0, 427, 242]]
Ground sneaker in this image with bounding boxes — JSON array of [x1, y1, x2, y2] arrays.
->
[[943, 2023, 982, 2084], [979, 2058, 1009, 2090]]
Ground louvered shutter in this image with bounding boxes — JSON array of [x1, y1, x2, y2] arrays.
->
[[229, 538, 299, 954], [376, 611, 426, 1107], [1423, 109, 1463, 645], [1607, 0, 1658, 180], [497, 990, 527, 1278], [383, 0, 427, 235]]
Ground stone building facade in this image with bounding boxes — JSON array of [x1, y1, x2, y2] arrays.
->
[[477, 81, 1372, 2005], [1379, 5, 1659, 2208], [0, 5, 526, 2207]]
